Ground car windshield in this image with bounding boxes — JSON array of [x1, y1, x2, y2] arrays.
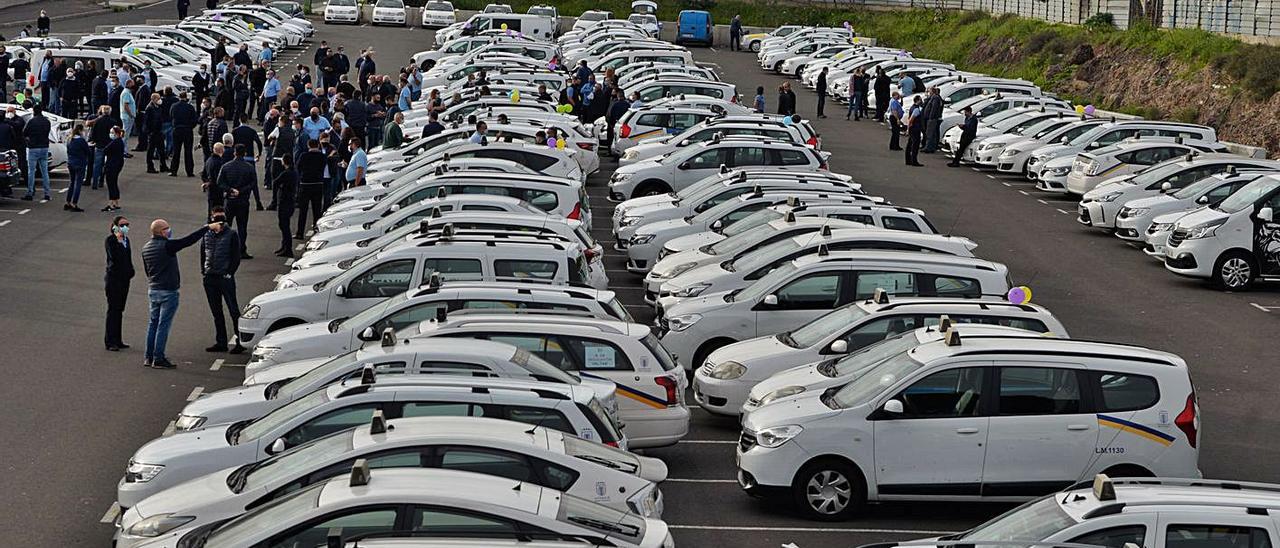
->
[[558, 494, 646, 543], [236, 430, 356, 493], [1032, 122, 1071, 140], [338, 291, 413, 330], [206, 482, 325, 545], [425, 1, 452, 8], [330, 0, 355, 5], [629, 14, 656, 23], [1173, 175, 1229, 199], [734, 261, 798, 302], [786, 304, 871, 348], [708, 222, 782, 256], [1216, 177, 1280, 213], [1067, 125, 1112, 147], [827, 349, 923, 409], [721, 208, 785, 238], [377, 0, 403, 7], [831, 331, 922, 376], [727, 237, 800, 273], [581, 11, 607, 20], [275, 351, 360, 400], [958, 495, 1077, 542], [562, 434, 640, 474], [239, 387, 333, 443], [1129, 161, 1193, 187]]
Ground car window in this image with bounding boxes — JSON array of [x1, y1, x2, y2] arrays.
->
[[283, 404, 380, 446], [1165, 525, 1272, 548], [1069, 525, 1148, 548], [929, 275, 982, 297], [731, 146, 767, 167], [419, 361, 495, 375], [842, 315, 922, 350], [494, 259, 559, 280], [896, 367, 985, 418], [882, 216, 922, 232], [348, 259, 416, 298], [411, 506, 520, 536], [485, 335, 573, 370], [997, 367, 1083, 415], [438, 446, 534, 482], [1161, 166, 1219, 190], [420, 258, 483, 283], [520, 153, 558, 172], [834, 213, 874, 225], [669, 113, 703, 129], [500, 406, 574, 432], [924, 314, 1049, 333], [565, 338, 633, 371], [854, 271, 916, 299], [774, 148, 811, 166], [687, 148, 728, 169], [1094, 372, 1160, 412], [460, 204, 507, 212], [772, 271, 845, 309], [519, 189, 559, 211], [267, 508, 399, 548], [720, 202, 769, 226], [1204, 183, 1236, 203], [401, 402, 485, 418], [636, 113, 668, 127], [377, 302, 448, 332]]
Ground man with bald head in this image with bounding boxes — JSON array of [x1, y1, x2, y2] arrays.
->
[[141, 217, 222, 369]]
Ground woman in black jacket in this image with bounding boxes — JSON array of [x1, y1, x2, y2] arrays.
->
[[104, 215, 134, 351]]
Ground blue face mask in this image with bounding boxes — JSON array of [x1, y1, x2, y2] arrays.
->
[[117, 225, 129, 236]]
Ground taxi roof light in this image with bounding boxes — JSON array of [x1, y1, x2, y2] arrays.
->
[[361, 363, 378, 384], [944, 329, 962, 346], [350, 459, 371, 487], [1094, 474, 1117, 501], [369, 409, 388, 434], [873, 288, 889, 304], [380, 327, 396, 347], [938, 314, 953, 332]]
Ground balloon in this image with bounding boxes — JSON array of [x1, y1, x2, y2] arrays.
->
[[547, 137, 557, 148], [1075, 105, 1086, 115], [131, 48, 140, 55], [843, 21, 851, 29], [783, 115, 794, 125], [248, 22, 255, 30], [547, 61, 557, 70], [555, 104, 572, 114], [1006, 286, 1033, 305], [14, 92, 24, 104], [556, 138, 565, 150], [1084, 104, 1096, 116], [500, 23, 508, 30], [510, 89, 520, 103]]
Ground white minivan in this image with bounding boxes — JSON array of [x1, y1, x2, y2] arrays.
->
[[1164, 173, 1280, 290]]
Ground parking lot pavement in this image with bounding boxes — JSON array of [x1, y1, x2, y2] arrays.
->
[[0, 14, 1275, 547]]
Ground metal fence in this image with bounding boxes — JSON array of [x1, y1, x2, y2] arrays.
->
[[820, 0, 1280, 37]]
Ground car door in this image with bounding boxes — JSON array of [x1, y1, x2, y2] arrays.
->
[[330, 258, 418, 319], [752, 268, 854, 337], [675, 147, 729, 188], [871, 365, 990, 495], [1251, 188, 1280, 277], [980, 365, 1097, 496], [262, 505, 405, 547], [1156, 515, 1278, 548]]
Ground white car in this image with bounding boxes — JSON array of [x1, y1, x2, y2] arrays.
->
[[697, 300, 1067, 416], [737, 330, 1200, 519], [610, 138, 830, 200], [114, 417, 666, 548], [1063, 139, 1220, 196], [1079, 155, 1280, 230], [420, 0, 456, 27], [370, 0, 408, 25], [1114, 169, 1268, 241], [1025, 120, 1218, 185], [941, 107, 1073, 162], [572, 10, 616, 31], [322, 0, 359, 23], [117, 376, 625, 508], [619, 120, 813, 166], [627, 13, 661, 37], [1164, 174, 1280, 289], [995, 118, 1106, 174], [404, 311, 690, 448], [187, 468, 671, 547], [968, 114, 1080, 167]]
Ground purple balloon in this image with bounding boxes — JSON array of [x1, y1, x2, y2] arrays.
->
[[547, 138, 556, 148], [1084, 105, 1096, 116]]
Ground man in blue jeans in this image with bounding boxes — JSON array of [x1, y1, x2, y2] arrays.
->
[[141, 218, 222, 369], [21, 103, 52, 201]]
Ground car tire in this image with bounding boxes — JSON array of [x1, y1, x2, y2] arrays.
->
[[791, 459, 864, 521], [1213, 251, 1256, 291], [267, 318, 306, 333], [750, 41, 761, 52], [794, 66, 805, 79], [633, 180, 671, 198], [1101, 464, 1154, 478], [692, 338, 734, 371]]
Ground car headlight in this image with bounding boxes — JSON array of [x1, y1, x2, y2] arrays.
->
[[241, 304, 260, 319], [1097, 192, 1123, 203], [1149, 222, 1173, 233], [622, 149, 640, 160], [1185, 219, 1226, 239], [661, 262, 699, 279], [317, 218, 344, 230], [611, 172, 633, 183], [250, 346, 280, 363], [1041, 151, 1060, 160], [305, 239, 329, 251], [1001, 147, 1023, 157], [979, 142, 1001, 151], [758, 385, 806, 406], [706, 360, 745, 380], [755, 424, 804, 448], [125, 460, 165, 483], [630, 234, 656, 246], [666, 313, 702, 332], [1121, 207, 1149, 219], [619, 216, 643, 227], [276, 278, 299, 290], [174, 414, 207, 431], [1048, 166, 1070, 176], [125, 514, 196, 537], [671, 282, 710, 298]]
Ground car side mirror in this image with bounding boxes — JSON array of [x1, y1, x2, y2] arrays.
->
[[270, 438, 287, 454], [335, 285, 346, 297], [358, 326, 378, 341], [762, 294, 778, 306], [1086, 141, 1100, 150], [883, 399, 904, 414], [828, 339, 848, 354], [1196, 195, 1210, 205], [1259, 206, 1274, 223], [678, 161, 690, 170], [710, 220, 724, 232], [1160, 182, 1172, 193]]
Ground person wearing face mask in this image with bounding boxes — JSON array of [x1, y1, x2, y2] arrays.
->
[[141, 217, 221, 369], [102, 125, 125, 211], [200, 206, 244, 354], [344, 137, 367, 188], [216, 144, 258, 259], [104, 215, 135, 352], [302, 107, 330, 141]]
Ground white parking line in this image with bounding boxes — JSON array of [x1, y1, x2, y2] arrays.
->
[[1057, 209, 1071, 215], [666, 478, 737, 483], [295, 243, 304, 251], [18, 208, 30, 214], [985, 174, 995, 179], [99, 502, 121, 524], [1001, 182, 1011, 187], [273, 274, 283, 282], [186, 386, 205, 401], [667, 525, 956, 534], [284, 258, 295, 266], [57, 187, 68, 193], [605, 269, 634, 275], [210, 358, 226, 371], [1037, 199, 1048, 205], [1250, 303, 1273, 313], [0, 220, 9, 227], [1018, 190, 1030, 196]]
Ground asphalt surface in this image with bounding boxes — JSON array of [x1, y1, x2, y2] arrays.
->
[[0, 9, 1276, 547]]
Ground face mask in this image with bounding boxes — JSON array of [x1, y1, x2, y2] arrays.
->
[[114, 225, 129, 236], [165, 228, 173, 238], [311, 114, 319, 121]]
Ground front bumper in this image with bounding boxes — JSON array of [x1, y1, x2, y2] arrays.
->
[[736, 431, 809, 490], [372, 12, 406, 24], [324, 10, 359, 22], [1078, 200, 1116, 229], [626, 244, 660, 274], [1035, 172, 1070, 193], [692, 372, 751, 416], [1163, 238, 1213, 277], [1113, 214, 1150, 240]]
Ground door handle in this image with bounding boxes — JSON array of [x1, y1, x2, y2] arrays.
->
[[1067, 424, 1091, 431], [956, 427, 980, 434]]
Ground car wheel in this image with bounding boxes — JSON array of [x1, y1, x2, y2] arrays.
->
[[794, 66, 804, 79], [1214, 251, 1256, 291], [750, 41, 761, 52], [692, 338, 734, 371], [633, 180, 671, 198], [791, 459, 864, 521], [1101, 464, 1154, 478]]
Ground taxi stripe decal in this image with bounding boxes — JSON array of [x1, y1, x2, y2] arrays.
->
[[582, 372, 669, 409], [1097, 414, 1175, 446]]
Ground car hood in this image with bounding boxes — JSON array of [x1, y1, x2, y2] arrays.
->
[[648, 248, 714, 280], [634, 217, 693, 239], [711, 335, 795, 370], [133, 425, 245, 465], [614, 158, 662, 176], [624, 141, 672, 160], [249, 285, 319, 309], [663, 291, 734, 317], [748, 362, 835, 403], [132, 466, 237, 519], [279, 263, 343, 287], [663, 231, 724, 254], [983, 133, 1028, 147], [1043, 155, 1076, 169], [622, 200, 687, 224], [1124, 193, 1178, 210], [1031, 143, 1073, 158], [180, 384, 276, 429], [1173, 206, 1229, 229], [1152, 209, 1197, 225], [1083, 175, 1139, 200], [293, 239, 370, 270], [257, 321, 335, 351], [316, 202, 378, 225], [309, 224, 376, 247], [659, 260, 729, 294], [741, 387, 839, 431], [243, 356, 333, 386]]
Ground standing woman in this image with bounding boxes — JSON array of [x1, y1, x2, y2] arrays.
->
[[104, 215, 134, 351], [101, 125, 125, 211], [64, 124, 89, 212]]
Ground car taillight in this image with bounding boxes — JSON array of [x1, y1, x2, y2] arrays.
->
[[567, 202, 583, 220], [819, 160, 829, 170], [807, 136, 819, 147], [584, 247, 599, 260], [655, 375, 678, 407], [620, 124, 632, 138], [576, 142, 595, 151], [605, 441, 619, 448], [1175, 393, 1198, 448]]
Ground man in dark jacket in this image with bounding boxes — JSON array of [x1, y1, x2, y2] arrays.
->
[[202, 142, 228, 212], [216, 144, 257, 258], [231, 115, 263, 161], [233, 44, 252, 70], [104, 215, 134, 351], [267, 114, 296, 210], [922, 86, 944, 153], [272, 154, 298, 257], [142, 218, 219, 368], [949, 107, 980, 167], [88, 105, 116, 189], [10, 52, 29, 92], [92, 70, 109, 109], [0, 47, 10, 97], [170, 92, 198, 177], [295, 138, 326, 238], [873, 67, 891, 122], [200, 206, 244, 353], [815, 68, 828, 119], [192, 64, 210, 107], [357, 49, 376, 97], [143, 93, 168, 173], [344, 90, 368, 141], [21, 103, 51, 201], [312, 40, 330, 84]]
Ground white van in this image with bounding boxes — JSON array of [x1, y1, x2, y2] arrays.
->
[[1164, 173, 1280, 289]]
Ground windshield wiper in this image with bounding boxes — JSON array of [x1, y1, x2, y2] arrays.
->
[[721, 260, 736, 273], [226, 420, 249, 445], [264, 379, 287, 400], [327, 318, 346, 333], [776, 332, 798, 348], [567, 516, 639, 537], [227, 462, 257, 493], [817, 360, 839, 378], [576, 454, 639, 473]]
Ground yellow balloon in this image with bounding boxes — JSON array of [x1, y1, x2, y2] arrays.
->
[[510, 89, 520, 103], [1075, 105, 1086, 115], [556, 138, 565, 150], [500, 23, 508, 31]]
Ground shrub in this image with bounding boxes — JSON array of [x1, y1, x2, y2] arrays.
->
[[1025, 30, 1057, 54], [1224, 44, 1280, 99], [1083, 12, 1115, 31], [956, 10, 987, 26]]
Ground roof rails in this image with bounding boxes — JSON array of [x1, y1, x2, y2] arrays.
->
[[446, 312, 628, 334]]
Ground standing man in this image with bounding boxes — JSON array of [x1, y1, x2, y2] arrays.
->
[[420, 111, 444, 139], [949, 106, 979, 167], [89, 105, 116, 190], [142, 218, 218, 369], [382, 111, 404, 149], [777, 82, 796, 116], [345, 137, 367, 188], [272, 154, 297, 258], [200, 206, 245, 354], [815, 67, 828, 119], [357, 49, 376, 97], [312, 40, 330, 86], [295, 138, 326, 238], [21, 103, 51, 202], [905, 96, 924, 167], [202, 142, 227, 212], [922, 87, 943, 153], [119, 80, 137, 153], [729, 15, 742, 51], [0, 46, 10, 98], [36, 10, 50, 37], [104, 215, 135, 352], [873, 67, 891, 123], [192, 64, 210, 107], [344, 90, 368, 143], [260, 68, 281, 124], [177, 0, 190, 19], [143, 93, 168, 174], [887, 91, 904, 151], [898, 72, 916, 99], [216, 144, 257, 258], [170, 92, 197, 177]]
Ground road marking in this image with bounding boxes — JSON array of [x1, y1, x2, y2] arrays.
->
[[1018, 190, 1030, 196], [186, 386, 205, 401], [622, 303, 652, 309], [970, 167, 981, 172], [273, 274, 283, 282], [605, 269, 635, 275], [162, 421, 176, 436], [1250, 303, 1279, 313], [99, 502, 121, 524], [0, 220, 9, 227], [666, 478, 737, 483], [57, 187, 68, 193], [1037, 199, 1049, 205], [210, 358, 226, 371], [985, 174, 995, 179], [284, 258, 295, 266], [1057, 209, 1071, 215], [676, 439, 737, 444], [1001, 182, 1011, 187], [295, 243, 304, 251], [18, 208, 29, 214], [667, 525, 957, 534]]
